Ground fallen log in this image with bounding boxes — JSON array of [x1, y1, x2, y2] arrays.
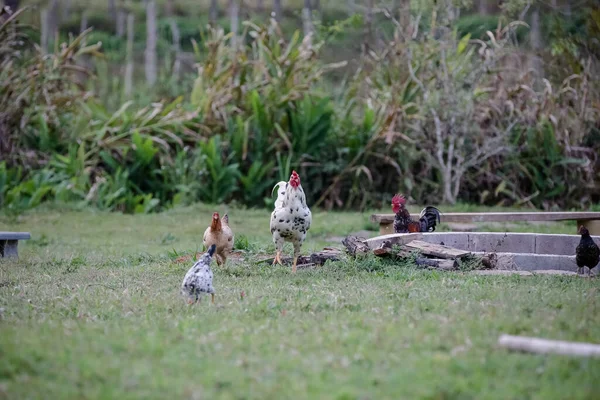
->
[[255, 249, 342, 266], [498, 334, 600, 358], [310, 249, 342, 265]]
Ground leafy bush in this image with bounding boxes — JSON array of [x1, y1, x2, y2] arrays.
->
[[0, 7, 101, 169]]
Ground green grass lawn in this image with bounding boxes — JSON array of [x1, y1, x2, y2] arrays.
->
[[1, 204, 599, 399]]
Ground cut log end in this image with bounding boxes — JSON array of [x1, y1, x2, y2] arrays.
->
[[342, 235, 370, 256]]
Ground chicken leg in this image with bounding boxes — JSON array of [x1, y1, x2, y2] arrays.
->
[[291, 242, 301, 274], [211, 293, 215, 304], [273, 235, 284, 266]]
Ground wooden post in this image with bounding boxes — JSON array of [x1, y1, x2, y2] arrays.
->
[[577, 220, 600, 236], [379, 222, 394, 236]]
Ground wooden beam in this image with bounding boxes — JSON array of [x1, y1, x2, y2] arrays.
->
[[404, 240, 470, 259], [371, 212, 600, 224], [498, 334, 600, 358], [364, 233, 423, 250]]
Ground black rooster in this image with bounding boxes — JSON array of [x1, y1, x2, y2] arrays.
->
[[576, 226, 600, 276]]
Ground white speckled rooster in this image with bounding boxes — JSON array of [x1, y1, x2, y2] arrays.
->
[[181, 244, 216, 304], [270, 170, 312, 273]]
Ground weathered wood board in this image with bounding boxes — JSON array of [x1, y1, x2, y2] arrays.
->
[[404, 240, 470, 259]]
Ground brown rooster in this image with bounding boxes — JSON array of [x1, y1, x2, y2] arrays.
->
[[576, 226, 599, 276], [391, 194, 441, 233], [203, 212, 234, 266]]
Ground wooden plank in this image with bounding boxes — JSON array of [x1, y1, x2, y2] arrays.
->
[[0, 232, 31, 240], [364, 233, 423, 250], [415, 257, 457, 270], [371, 212, 600, 224], [498, 334, 600, 358], [404, 240, 470, 259]]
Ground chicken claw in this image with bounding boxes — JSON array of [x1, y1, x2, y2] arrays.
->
[[292, 255, 298, 274], [273, 251, 282, 265]]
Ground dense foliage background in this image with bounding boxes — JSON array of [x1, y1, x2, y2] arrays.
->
[[1, 0, 599, 214]]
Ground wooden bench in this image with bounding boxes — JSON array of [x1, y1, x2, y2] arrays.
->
[[370, 212, 600, 236], [0, 232, 31, 258]]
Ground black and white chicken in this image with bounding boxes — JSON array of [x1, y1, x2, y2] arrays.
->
[[181, 244, 216, 304], [270, 170, 312, 273]]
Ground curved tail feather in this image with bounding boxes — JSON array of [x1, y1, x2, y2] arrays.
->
[[271, 181, 288, 209], [419, 206, 441, 232]]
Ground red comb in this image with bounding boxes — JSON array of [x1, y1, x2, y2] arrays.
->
[[391, 194, 406, 205], [289, 170, 300, 188]]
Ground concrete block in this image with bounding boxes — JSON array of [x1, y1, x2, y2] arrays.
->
[[510, 253, 577, 272], [534, 234, 579, 256], [534, 233, 600, 256], [468, 232, 536, 253]]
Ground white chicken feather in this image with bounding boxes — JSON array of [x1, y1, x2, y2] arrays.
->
[[270, 171, 312, 273]]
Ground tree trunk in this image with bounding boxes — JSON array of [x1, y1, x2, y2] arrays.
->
[[302, 0, 312, 37], [47, 0, 60, 48], [273, 0, 282, 22], [108, 0, 117, 21], [530, 5, 543, 89], [365, 0, 373, 43], [40, 7, 48, 53], [4, 0, 19, 12], [166, 0, 181, 77], [116, 10, 125, 36], [62, 0, 71, 21], [80, 12, 88, 32], [229, 0, 239, 48], [116, 0, 126, 37], [209, 0, 218, 24], [145, 0, 157, 86], [347, 0, 355, 15], [398, 0, 410, 40], [124, 13, 134, 97], [478, 0, 490, 15]]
